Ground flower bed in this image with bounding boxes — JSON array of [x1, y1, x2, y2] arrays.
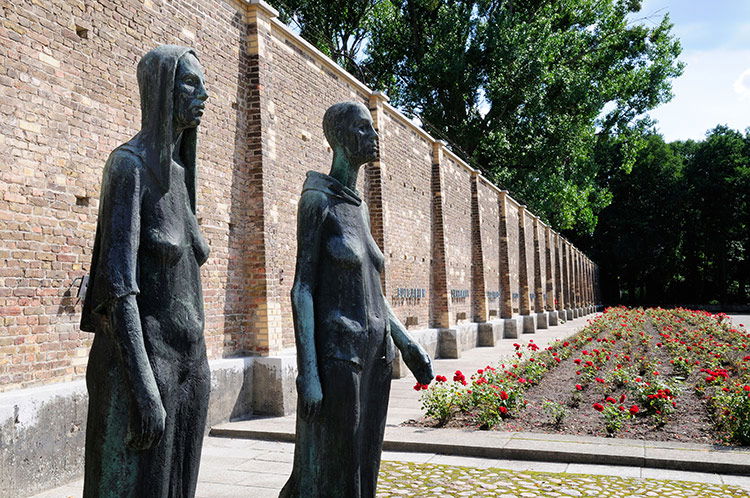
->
[[413, 307, 750, 445]]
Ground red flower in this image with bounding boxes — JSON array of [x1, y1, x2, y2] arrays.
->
[[619, 394, 626, 403], [413, 382, 428, 391], [499, 406, 508, 414], [743, 385, 750, 391], [595, 377, 605, 383], [575, 384, 583, 391], [499, 391, 509, 400], [593, 403, 604, 412], [629, 405, 639, 415], [435, 375, 447, 383], [606, 396, 616, 403]]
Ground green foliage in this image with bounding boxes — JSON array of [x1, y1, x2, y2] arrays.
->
[[587, 127, 750, 305], [600, 402, 632, 434], [419, 381, 461, 426], [543, 400, 568, 427], [268, 0, 683, 233], [714, 387, 750, 445]]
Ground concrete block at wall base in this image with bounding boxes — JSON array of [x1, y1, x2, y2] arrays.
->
[[535, 312, 549, 329], [503, 316, 522, 339], [0, 357, 258, 498], [477, 320, 505, 347], [0, 380, 87, 498], [522, 314, 537, 334], [251, 352, 298, 417], [392, 328, 440, 379], [548, 310, 559, 326], [438, 323, 479, 359], [565, 309, 574, 320], [573, 308, 581, 318]]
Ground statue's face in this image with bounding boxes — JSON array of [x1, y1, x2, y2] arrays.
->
[[174, 53, 208, 129], [341, 105, 379, 166]]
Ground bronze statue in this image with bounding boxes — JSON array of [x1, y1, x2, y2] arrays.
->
[[80, 45, 210, 497], [280, 102, 434, 498]]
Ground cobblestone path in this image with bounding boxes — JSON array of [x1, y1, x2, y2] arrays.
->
[[377, 461, 749, 497]]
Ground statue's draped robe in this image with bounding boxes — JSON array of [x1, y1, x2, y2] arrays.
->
[[80, 45, 210, 498], [281, 171, 396, 498]]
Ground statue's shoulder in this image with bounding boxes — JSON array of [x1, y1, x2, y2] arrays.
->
[[104, 145, 145, 180]]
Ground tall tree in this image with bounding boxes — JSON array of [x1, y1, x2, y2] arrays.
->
[[270, 0, 683, 234], [364, 0, 683, 232]]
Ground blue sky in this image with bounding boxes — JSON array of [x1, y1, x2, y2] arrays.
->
[[637, 0, 750, 141]]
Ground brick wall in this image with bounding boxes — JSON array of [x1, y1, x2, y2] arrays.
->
[[477, 178, 500, 320], [254, 15, 370, 350], [0, 0, 599, 392], [0, 0, 253, 391], [378, 106, 432, 330], [441, 152, 473, 326], [505, 196, 521, 315]]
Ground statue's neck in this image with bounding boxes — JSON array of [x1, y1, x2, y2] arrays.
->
[[329, 152, 360, 190]]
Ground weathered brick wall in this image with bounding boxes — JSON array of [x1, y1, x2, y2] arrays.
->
[[0, 0, 599, 392], [477, 179, 500, 319], [378, 107, 432, 330], [257, 20, 370, 349], [523, 211, 536, 310], [0, 0, 252, 390], [505, 197, 520, 315], [441, 152, 473, 325]]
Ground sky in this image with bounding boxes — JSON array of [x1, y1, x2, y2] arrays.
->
[[636, 0, 750, 142]]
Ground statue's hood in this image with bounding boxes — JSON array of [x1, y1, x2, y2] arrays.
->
[[302, 170, 362, 206], [126, 45, 199, 212]]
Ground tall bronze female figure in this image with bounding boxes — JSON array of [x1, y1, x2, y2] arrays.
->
[[80, 45, 210, 497], [280, 102, 434, 498]]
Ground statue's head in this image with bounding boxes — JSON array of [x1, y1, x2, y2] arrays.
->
[[322, 102, 379, 167], [173, 53, 208, 130], [134, 45, 207, 207]]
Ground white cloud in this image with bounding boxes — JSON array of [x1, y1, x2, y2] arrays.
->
[[648, 49, 750, 141], [733, 68, 750, 100]]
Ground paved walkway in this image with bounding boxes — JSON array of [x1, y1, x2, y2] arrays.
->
[[36, 437, 750, 497]]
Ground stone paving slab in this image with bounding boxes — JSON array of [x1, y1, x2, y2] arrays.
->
[[32, 437, 750, 497], [377, 461, 749, 497]]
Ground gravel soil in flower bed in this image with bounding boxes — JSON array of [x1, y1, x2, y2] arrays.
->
[[407, 307, 750, 446]]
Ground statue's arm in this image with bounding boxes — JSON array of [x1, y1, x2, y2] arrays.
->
[[291, 189, 327, 420], [99, 154, 165, 450]]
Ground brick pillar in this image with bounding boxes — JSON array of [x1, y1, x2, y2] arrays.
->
[[498, 191, 513, 319], [554, 233, 564, 311], [470, 172, 488, 323], [245, 0, 283, 354], [366, 91, 388, 290], [545, 226, 554, 312], [575, 249, 582, 311], [562, 239, 573, 319], [518, 205, 531, 316], [430, 141, 450, 329], [573, 248, 583, 308], [532, 217, 545, 313]]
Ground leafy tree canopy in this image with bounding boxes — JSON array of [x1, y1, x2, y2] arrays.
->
[[270, 0, 683, 234]]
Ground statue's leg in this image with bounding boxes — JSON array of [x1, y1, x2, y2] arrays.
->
[[317, 359, 363, 498], [359, 357, 393, 498], [172, 354, 210, 497]]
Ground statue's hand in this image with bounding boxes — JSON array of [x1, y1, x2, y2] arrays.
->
[[126, 387, 166, 451], [402, 342, 434, 386], [297, 373, 323, 421]]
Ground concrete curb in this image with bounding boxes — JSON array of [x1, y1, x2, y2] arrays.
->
[[210, 420, 750, 476]]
